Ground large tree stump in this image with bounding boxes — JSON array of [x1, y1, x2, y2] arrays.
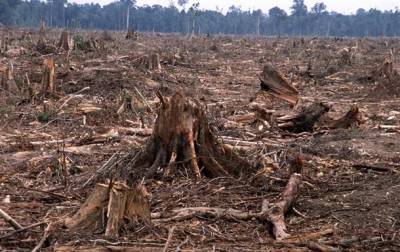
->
[[65, 181, 150, 238], [117, 91, 250, 183], [41, 58, 55, 95]]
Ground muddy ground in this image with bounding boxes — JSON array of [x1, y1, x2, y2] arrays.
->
[[0, 29, 400, 251]]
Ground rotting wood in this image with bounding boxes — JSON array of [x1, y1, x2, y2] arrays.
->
[[259, 64, 299, 106]]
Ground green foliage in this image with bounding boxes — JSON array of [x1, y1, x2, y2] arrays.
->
[[73, 34, 84, 49], [37, 113, 49, 123]]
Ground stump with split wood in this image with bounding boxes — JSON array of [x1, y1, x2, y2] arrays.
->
[[65, 181, 150, 238], [258, 64, 299, 107]]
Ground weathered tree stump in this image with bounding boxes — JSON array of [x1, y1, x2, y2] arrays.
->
[[41, 58, 55, 95], [115, 91, 250, 183], [58, 30, 74, 52], [329, 105, 363, 129], [259, 64, 299, 106], [65, 181, 150, 238]]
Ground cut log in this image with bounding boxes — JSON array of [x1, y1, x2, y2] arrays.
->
[[259, 64, 299, 106], [277, 102, 330, 133], [41, 58, 55, 95], [58, 30, 74, 51], [329, 105, 363, 129], [65, 181, 150, 237]]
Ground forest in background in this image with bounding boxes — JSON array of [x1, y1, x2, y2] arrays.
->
[[0, 0, 400, 37]]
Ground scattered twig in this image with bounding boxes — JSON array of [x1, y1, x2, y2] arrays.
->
[[0, 221, 46, 240], [163, 226, 176, 252], [31, 223, 52, 252], [0, 207, 23, 230]]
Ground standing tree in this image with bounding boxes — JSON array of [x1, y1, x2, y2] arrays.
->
[[268, 7, 287, 36], [188, 2, 200, 37], [290, 0, 308, 35]]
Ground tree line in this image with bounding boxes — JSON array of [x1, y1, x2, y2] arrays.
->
[[1, 0, 400, 37]]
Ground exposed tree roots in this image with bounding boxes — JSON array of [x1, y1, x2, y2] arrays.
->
[[115, 91, 251, 184]]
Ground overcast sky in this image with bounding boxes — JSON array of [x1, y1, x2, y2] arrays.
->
[[71, 0, 399, 14]]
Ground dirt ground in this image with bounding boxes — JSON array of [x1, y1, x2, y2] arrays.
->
[[1, 29, 400, 251]]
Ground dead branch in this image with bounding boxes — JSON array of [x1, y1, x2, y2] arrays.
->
[[0, 221, 46, 240], [32, 223, 52, 252], [264, 173, 302, 240], [0, 207, 23, 230], [152, 172, 302, 240]]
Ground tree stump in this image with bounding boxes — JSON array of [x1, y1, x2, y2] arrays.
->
[[41, 58, 55, 95], [147, 53, 161, 71], [329, 105, 363, 129], [126, 29, 138, 40], [259, 64, 299, 106], [277, 102, 330, 133], [115, 91, 250, 184], [58, 30, 74, 52], [65, 181, 150, 238]]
